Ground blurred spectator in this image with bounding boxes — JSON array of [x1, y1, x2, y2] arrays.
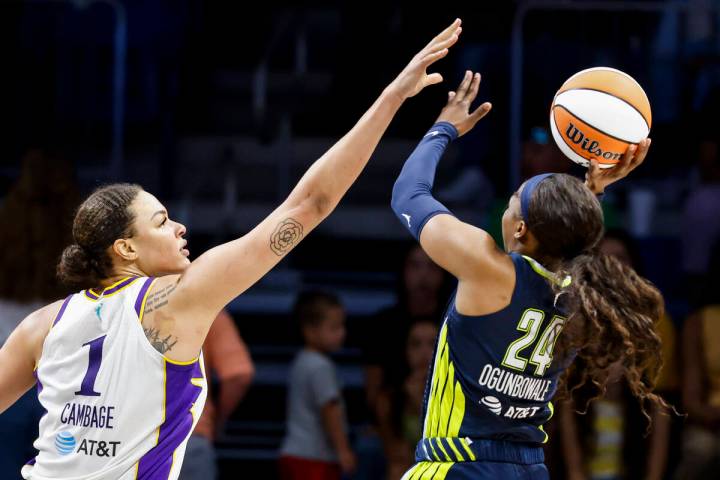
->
[[279, 292, 354, 480], [521, 126, 572, 179], [362, 245, 449, 413], [675, 244, 720, 480], [682, 136, 720, 306], [0, 150, 78, 477], [355, 245, 449, 480], [555, 230, 678, 480], [354, 245, 448, 480], [375, 319, 438, 480], [179, 309, 254, 480]]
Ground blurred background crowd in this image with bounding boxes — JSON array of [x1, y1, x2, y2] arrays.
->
[[1, 1, 720, 479]]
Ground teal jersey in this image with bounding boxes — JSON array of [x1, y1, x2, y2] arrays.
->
[[416, 253, 571, 463]]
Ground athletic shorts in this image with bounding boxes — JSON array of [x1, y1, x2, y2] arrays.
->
[[278, 455, 341, 480], [404, 437, 548, 480], [401, 460, 548, 480]]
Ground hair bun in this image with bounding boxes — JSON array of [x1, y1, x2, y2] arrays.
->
[[57, 244, 100, 290]]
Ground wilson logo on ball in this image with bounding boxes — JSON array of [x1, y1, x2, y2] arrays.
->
[[549, 67, 651, 169], [564, 122, 623, 161]]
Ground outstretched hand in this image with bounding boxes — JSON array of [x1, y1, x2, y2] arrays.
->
[[387, 19, 462, 100], [584, 138, 651, 194], [435, 71, 492, 137]]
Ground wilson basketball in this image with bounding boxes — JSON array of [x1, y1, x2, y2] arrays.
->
[[549, 67, 651, 168]]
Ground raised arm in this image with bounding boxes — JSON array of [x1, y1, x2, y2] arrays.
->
[[390, 71, 652, 314], [152, 20, 463, 359], [390, 71, 504, 286]]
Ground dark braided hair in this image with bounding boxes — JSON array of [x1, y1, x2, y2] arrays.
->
[[526, 174, 668, 424], [57, 184, 143, 290]]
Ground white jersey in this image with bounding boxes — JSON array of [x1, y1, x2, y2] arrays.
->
[[22, 277, 208, 480]]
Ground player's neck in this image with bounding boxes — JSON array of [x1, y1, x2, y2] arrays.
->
[[100, 266, 147, 287]]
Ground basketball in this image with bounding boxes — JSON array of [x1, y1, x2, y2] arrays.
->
[[549, 67, 651, 168]]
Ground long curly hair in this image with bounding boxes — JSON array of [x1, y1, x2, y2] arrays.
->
[[526, 174, 669, 424]]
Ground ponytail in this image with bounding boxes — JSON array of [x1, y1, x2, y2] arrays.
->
[[554, 251, 669, 424]]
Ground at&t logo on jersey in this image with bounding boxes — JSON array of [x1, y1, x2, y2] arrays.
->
[[480, 396, 502, 415], [55, 431, 76, 455]]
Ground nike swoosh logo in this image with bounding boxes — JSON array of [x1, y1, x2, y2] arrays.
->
[[402, 214, 412, 228], [424, 130, 440, 138]]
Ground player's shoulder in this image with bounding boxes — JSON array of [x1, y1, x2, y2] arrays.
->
[[30, 298, 68, 329], [15, 298, 68, 362]]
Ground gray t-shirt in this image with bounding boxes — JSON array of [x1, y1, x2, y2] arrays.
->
[[280, 349, 347, 462]]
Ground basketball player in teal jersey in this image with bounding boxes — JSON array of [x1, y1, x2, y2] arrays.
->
[[0, 20, 465, 480], [391, 71, 666, 479]]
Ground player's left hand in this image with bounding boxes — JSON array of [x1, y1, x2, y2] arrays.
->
[[386, 19, 462, 100], [435, 70, 492, 137], [584, 138, 651, 194]]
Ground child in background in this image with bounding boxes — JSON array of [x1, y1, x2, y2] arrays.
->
[[376, 319, 439, 480], [279, 292, 356, 480]]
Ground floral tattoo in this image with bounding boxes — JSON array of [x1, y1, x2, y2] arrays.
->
[[270, 218, 303, 256]]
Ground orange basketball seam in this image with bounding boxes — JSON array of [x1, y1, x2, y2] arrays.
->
[[553, 104, 637, 145], [555, 67, 652, 125], [557, 87, 650, 130]]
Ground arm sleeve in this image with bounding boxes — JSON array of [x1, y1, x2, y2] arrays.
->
[[390, 121, 458, 240]]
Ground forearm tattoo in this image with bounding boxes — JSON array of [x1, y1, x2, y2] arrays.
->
[[143, 326, 179, 354], [144, 284, 177, 314], [270, 218, 303, 256]]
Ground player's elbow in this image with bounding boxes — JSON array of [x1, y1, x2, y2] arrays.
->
[[390, 179, 408, 217], [302, 191, 334, 220]]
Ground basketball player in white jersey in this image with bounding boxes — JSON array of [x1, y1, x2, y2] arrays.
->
[[0, 20, 464, 480]]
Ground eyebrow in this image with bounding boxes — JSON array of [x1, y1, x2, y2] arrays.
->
[[151, 210, 167, 220]]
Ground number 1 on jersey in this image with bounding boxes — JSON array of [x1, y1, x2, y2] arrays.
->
[[75, 335, 106, 397]]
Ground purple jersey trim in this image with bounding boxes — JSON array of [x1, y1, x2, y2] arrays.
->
[[134, 277, 156, 318], [85, 289, 100, 300], [86, 276, 140, 300], [52, 295, 73, 327], [136, 360, 204, 479], [103, 276, 139, 295], [33, 370, 49, 425]]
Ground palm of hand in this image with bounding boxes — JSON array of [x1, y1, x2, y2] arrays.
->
[[390, 19, 462, 100], [584, 138, 651, 194], [436, 70, 492, 137]]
